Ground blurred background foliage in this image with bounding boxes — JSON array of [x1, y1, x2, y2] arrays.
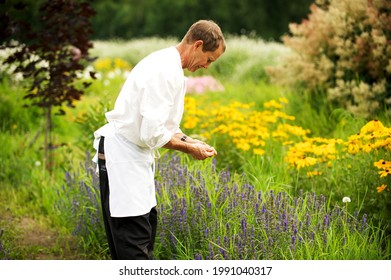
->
[[1, 0, 314, 41]]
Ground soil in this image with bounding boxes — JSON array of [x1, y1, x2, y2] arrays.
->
[[0, 207, 80, 260]]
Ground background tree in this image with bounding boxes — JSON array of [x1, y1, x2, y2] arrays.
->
[[2, 0, 314, 41], [1, 0, 96, 170]]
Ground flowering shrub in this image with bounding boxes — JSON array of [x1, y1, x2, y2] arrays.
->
[[267, 0, 391, 117]]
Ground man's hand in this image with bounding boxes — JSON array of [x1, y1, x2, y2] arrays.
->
[[188, 142, 217, 160], [163, 133, 217, 160]]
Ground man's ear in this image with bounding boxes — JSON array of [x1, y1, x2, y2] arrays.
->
[[194, 40, 204, 49]]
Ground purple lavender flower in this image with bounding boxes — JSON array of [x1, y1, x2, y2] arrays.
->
[[291, 235, 296, 246], [324, 214, 330, 228], [194, 253, 203, 260]]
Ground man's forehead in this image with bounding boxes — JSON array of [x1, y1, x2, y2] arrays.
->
[[211, 45, 225, 59]]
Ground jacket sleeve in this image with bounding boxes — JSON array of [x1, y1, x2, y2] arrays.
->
[[139, 72, 177, 149]]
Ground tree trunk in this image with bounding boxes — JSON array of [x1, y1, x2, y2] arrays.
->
[[44, 106, 52, 172]]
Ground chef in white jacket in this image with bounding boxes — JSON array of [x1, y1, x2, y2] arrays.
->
[[93, 20, 226, 260]]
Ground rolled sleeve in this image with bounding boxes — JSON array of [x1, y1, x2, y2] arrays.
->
[[140, 119, 173, 149]]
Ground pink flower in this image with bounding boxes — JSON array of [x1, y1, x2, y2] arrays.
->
[[186, 76, 224, 94]]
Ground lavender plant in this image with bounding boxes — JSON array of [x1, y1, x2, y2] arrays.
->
[[154, 153, 390, 260], [56, 152, 108, 259]]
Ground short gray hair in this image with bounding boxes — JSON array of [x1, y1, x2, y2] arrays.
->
[[183, 20, 226, 52]]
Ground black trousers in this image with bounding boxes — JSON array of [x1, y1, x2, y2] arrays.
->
[[98, 136, 158, 260]]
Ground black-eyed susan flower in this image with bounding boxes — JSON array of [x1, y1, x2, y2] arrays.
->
[[374, 159, 391, 169], [360, 120, 385, 134], [378, 169, 390, 178]]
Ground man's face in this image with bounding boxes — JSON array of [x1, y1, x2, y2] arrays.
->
[[186, 40, 224, 72]]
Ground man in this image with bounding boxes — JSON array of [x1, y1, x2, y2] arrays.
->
[[93, 20, 226, 260]]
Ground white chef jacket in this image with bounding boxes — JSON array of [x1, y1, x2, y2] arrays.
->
[[93, 46, 186, 217]]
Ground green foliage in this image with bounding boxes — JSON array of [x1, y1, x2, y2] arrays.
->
[[0, 0, 314, 41], [268, 0, 391, 118], [0, 78, 41, 132], [0, 229, 11, 260], [74, 99, 109, 154], [91, 38, 178, 66], [0, 80, 42, 186]]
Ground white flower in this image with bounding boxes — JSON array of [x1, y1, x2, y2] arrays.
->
[[35, 161, 41, 167], [342, 197, 351, 203]]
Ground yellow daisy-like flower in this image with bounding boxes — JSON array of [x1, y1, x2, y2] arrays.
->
[[264, 99, 283, 109], [295, 156, 317, 169], [362, 143, 373, 153], [378, 169, 391, 177], [360, 120, 385, 134], [374, 160, 391, 169], [253, 148, 265, 156], [377, 184, 387, 193]]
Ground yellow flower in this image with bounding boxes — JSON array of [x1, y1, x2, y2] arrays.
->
[[264, 99, 283, 109], [374, 159, 391, 169], [236, 141, 251, 151], [114, 58, 131, 70], [378, 169, 390, 177], [183, 116, 199, 129], [279, 97, 289, 104], [295, 156, 317, 169], [307, 170, 322, 177], [94, 58, 112, 72], [362, 143, 373, 153], [253, 148, 265, 156], [377, 184, 387, 193], [360, 120, 384, 134]]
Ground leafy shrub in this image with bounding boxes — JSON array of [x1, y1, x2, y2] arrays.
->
[[267, 0, 391, 117]]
